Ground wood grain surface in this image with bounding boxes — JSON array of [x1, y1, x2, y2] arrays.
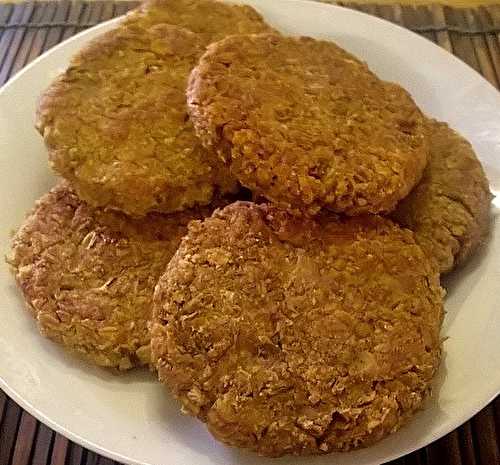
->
[[0, 2, 498, 464]]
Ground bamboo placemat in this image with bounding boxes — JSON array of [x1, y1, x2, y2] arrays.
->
[[0, 2, 499, 464]]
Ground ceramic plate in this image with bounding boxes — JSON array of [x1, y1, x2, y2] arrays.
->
[[0, 1, 499, 464]]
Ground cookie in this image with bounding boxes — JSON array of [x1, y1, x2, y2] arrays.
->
[[36, 22, 235, 217], [152, 202, 444, 455], [8, 182, 226, 370], [125, 0, 275, 41], [393, 120, 491, 273], [188, 34, 429, 215]]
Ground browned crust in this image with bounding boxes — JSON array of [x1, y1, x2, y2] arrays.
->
[[152, 202, 444, 456], [36, 22, 238, 217], [187, 34, 429, 216], [7, 182, 227, 370], [392, 119, 492, 274]]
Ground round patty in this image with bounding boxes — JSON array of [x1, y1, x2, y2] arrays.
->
[[37, 3, 273, 217], [187, 34, 429, 216], [392, 120, 491, 274], [152, 202, 444, 456], [8, 182, 225, 370], [124, 0, 275, 40]]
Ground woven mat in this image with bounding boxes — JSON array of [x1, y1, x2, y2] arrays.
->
[[0, 2, 499, 464]]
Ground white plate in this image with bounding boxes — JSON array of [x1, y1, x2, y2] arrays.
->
[[0, 1, 499, 464]]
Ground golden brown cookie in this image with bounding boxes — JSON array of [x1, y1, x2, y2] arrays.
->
[[8, 182, 226, 370], [152, 202, 444, 456], [187, 34, 429, 216], [392, 120, 491, 274], [124, 0, 275, 41], [37, 23, 233, 217]]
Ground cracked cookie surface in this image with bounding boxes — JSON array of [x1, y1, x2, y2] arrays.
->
[[8, 182, 225, 370], [392, 120, 491, 274], [152, 202, 444, 456], [188, 34, 429, 216]]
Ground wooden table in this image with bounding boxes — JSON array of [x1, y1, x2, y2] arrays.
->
[[0, 2, 499, 464]]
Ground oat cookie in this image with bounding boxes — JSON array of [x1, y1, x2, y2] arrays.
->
[[152, 202, 444, 456], [393, 120, 491, 274], [8, 182, 224, 370], [188, 34, 429, 215], [36, 23, 237, 216], [125, 0, 275, 41]]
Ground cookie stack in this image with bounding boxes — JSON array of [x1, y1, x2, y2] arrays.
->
[[8, 0, 491, 457]]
